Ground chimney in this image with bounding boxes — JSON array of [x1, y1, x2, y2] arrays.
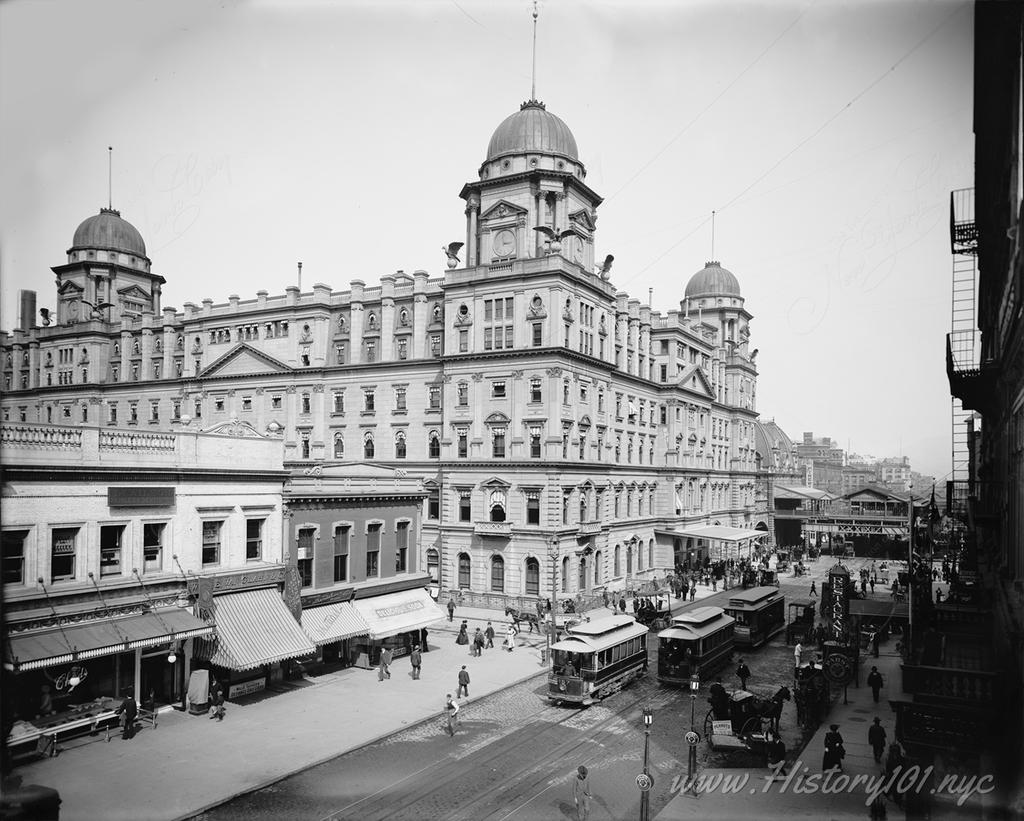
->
[[18, 290, 36, 331]]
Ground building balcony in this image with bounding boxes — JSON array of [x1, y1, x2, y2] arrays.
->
[[946, 331, 997, 413], [474, 520, 512, 538], [577, 520, 602, 536], [901, 663, 1000, 704]]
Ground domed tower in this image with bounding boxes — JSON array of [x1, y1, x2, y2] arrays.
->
[[683, 260, 757, 409], [52, 207, 164, 325], [458, 100, 603, 269]]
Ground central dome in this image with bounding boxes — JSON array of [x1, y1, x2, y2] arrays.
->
[[71, 207, 147, 257], [486, 100, 579, 162], [685, 261, 742, 299]]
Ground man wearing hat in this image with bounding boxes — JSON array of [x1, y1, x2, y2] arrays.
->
[[868, 717, 887, 763], [823, 723, 845, 771], [572, 765, 591, 821]]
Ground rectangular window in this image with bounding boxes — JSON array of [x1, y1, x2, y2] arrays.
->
[[333, 525, 350, 582], [2, 530, 27, 585], [427, 489, 440, 520], [457, 430, 468, 458], [364, 390, 375, 412], [396, 521, 409, 572], [150, 402, 159, 422], [492, 431, 506, 458], [246, 519, 263, 561], [530, 430, 542, 458], [428, 385, 441, 409], [458, 492, 472, 522], [129, 402, 139, 423], [395, 386, 407, 411], [457, 384, 468, 406], [143, 523, 164, 572], [336, 344, 347, 364], [202, 521, 222, 566], [242, 396, 252, 411], [459, 330, 468, 352], [215, 398, 225, 412], [333, 392, 345, 414], [430, 335, 442, 357], [100, 525, 124, 576], [108, 403, 118, 423], [365, 340, 376, 362], [483, 327, 493, 350], [530, 379, 542, 403], [366, 523, 381, 576], [51, 527, 78, 582], [526, 494, 540, 525], [298, 558, 313, 588], [397, 338, 408, 360], [532, 323, 542, 346], [492, 381, 506, 398]]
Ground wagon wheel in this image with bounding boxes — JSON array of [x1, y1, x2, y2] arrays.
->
[[703, 708, 716, 738], [739, 715, 768, 740]]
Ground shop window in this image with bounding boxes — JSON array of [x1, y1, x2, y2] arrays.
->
[[51, 527, 78, 582], [100, 524, 124, 576], [246, 519, 264, 561], [490, 556, 505, 592], [458, 553, 471, 589], [525, 557, 540, 595], [396, 522, 409, 572], [333, 525, 349, 582], [2, 530, 27, 585], [426, 548, 439, 582], [143, 523, 164, 572], [366, 523, 381, 577], [202, 521, 222, 566]]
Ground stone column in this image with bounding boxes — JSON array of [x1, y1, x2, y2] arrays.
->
[[349, 280, 364, 365], [412, 270, 429, 359], [380, 275, 396, 361]]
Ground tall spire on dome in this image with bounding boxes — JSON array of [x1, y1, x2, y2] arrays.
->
[[108, 146, 113, 210], [530, 0, 539, 102]]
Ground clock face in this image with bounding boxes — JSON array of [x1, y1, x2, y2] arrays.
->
[[493, 229, 515, 257], [572, 236, 586, 263]]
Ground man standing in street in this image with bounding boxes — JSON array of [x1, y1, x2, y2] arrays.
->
[[410, 644, 422, 680], [444, 693, 459, 737], [736, 658, 751, 690], [457, 665, 470, 699], [868, 717, 887, 763], [447, 597, 455, 623], [572, 765, 592, 821], [115, 686, 138, 740], [867, 666, 884, 703], [485, 621, 495, 649], [809, 580, 817, 596], [473, 628, 484, 657], [794, 641, 803, 674]]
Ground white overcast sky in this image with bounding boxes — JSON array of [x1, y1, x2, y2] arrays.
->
[[0, 0, 974, 479]]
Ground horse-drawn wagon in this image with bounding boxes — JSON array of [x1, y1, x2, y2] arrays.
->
[[703, 686, 790, 753]]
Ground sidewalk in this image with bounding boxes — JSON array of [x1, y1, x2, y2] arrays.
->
[[655, 633, 907, 820], [8, 588, 723, 821]]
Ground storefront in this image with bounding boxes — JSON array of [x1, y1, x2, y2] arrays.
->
[[4, 607, 212, 754], [299, 599, 369, 669], [192, 586, 316, 698], [349, 587, 446, 669]]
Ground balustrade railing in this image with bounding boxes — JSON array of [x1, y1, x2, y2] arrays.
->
[[99, 430, 176, 452], [901, 663, 999, 703], [0, 423, 82, 448]]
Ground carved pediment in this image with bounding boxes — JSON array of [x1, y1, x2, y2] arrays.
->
[[116, 284, 151, 300], [481, 476, 512, 489], [485, 412, 511, 425], [569, 208, 596, 232], [57, 280, 85, 295], [199, 343, 293, 378], [480, 199, 528, 222], [201, 418, 268, 438], [676, 365, 715, 399]]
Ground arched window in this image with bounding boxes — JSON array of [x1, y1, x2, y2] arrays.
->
[[428, 431, 441, 458], [594, 551, 602, 585], [367, 312, 378, 330], [395, 431, 407, 459], [458, 553, 471, 589], [626, 544, 633, 574], [649, 539, 654, 569], [578, 556, 587, 591], [561, 556, 569, 593], [489, 489, 506, 523], [333, 432, 344, 459], [525, 557, 540, 596], [426, 548, 439, 582], [614, 545, 621, 576], [490, 555, 505, 592], [637, 542, 643, 571], [363, 432, 375, 459]]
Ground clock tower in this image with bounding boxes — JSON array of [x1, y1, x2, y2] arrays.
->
[[458, 100, 602, 271]]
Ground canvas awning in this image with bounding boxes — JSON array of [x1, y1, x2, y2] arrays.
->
[[300, 601, 369, 646], [351, 587, 446, 640], [5, 608, 214, 672], [672, 526, 770, 542], [194, 587, 315, 671]]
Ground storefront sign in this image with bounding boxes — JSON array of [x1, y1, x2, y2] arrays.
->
[[375, 600, 424, 619], [228, 678, 266, 699], [108, 487, 175, 507], [828, 566, 850, 642]]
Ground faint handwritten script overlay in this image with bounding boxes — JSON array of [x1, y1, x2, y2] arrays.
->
[[146, 153, 232, 252]]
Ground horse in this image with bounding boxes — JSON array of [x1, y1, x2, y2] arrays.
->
[[753, 685, 791, 735], [504, 606, 541, 634]]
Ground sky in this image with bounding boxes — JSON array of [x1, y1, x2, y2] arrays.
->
[[0, 0, 974, 480]]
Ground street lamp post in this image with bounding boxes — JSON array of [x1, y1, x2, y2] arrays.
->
[[640, 706, 653, 821], [548, 535, 559, 665], [688, 674, 700, 791]]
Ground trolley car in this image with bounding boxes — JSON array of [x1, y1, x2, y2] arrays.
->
[[657, 606, 735, 685], [548, 615, 649, 706], [723, 586, 785, 648]]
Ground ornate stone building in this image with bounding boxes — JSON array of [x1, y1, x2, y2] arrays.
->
[[1, 98, 774, 604]]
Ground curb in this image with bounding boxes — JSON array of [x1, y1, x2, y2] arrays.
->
[[174, 666, 550, 821]]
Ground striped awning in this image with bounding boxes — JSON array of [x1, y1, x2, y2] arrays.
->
[[300, 601, 369, 646], [194, 587, 315, 671], [351, 587, 446, 640], [5, 608, 214, 672]]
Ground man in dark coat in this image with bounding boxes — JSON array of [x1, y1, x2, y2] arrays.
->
[[736, 659, 751, 690], [484, 622, 495, 649], [868, 717, 887, 763], [823, 724, 845, 771], [115, 687, 138, 740], [457, 665, 470, 699], [708, 677, 729, 720], [867, 666, 883, 703], [410, 644, 422, 680], [447, 598, 455, 622]]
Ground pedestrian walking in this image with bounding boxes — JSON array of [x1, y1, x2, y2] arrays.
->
[[572, 765, 592, 821], [618, 596, 626, 612], [378, 647, 392, 681], [208, 678, 226, 721], [456, 620, 469, 645], [794, 642, 803, 673], [868, 717, 887, 763], [447, 598, 455, 623], [689, 584, 696, 602], [485, 621, 495, 649], [867, 666, 883, 703], [809, 580, 817, 596], [505, 624, 517, 652], [602, 589, 609, 609], [870, 577, 876, 594], [473, 628, 484, 657], [871, 630, 881, 658], [457, 665, 470, 698], [115, 686, 138, 740], [444, 693, 459, 737], [736, 659, 751, 690], [410, 644, 422, 679], [823, 724, 845, 772]]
